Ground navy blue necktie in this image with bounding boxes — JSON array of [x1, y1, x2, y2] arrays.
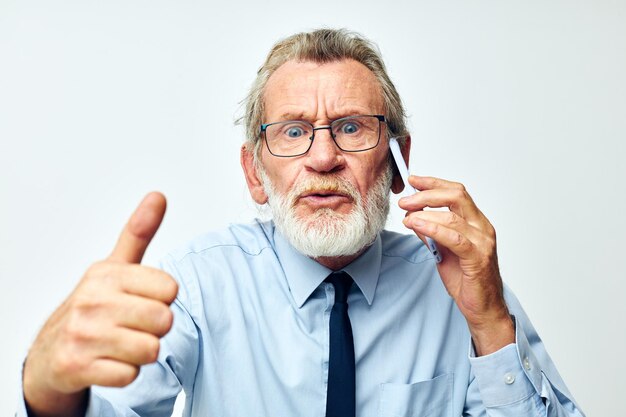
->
[[325, 271, 355, 417]]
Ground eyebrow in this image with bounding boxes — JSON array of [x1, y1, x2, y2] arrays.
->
[[277, 111, 306, 121], [276, 109, 377, 122]]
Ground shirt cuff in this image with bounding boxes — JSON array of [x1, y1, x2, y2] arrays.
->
[[468, 315, 544, 408], [85, 389, 105, 417]]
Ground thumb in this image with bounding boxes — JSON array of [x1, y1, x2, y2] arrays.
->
[[108, 192, 167, 263]]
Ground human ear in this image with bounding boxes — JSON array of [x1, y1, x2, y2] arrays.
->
[[391, 136, 411, 194], [240, 143, 268, 204]]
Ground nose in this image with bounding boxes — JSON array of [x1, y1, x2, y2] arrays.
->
[[305, 127, 344, 173]]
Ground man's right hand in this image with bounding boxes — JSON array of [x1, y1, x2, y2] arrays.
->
[[22, 192, 178, 417]]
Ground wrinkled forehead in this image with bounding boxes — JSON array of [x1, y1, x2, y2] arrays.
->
[[263, 59, 384, 121]]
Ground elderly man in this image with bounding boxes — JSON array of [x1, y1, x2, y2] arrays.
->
[[20, 29, 584, 417]]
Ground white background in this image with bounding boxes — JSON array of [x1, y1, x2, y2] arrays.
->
[[1, 1, 624, 416]]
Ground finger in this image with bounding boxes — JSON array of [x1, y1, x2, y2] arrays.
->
[[398, 188, 482, 222], [83, 358, 140, 388], [408, 175, 467, 191], [109, 192, 167, 264], [403, 215, 475, 259], [96, 328, 162, 366], [404, 210, 483, 242], [112, 293, 174, 336], [86, 262, 178, 304], [115, 264, 179, 304]]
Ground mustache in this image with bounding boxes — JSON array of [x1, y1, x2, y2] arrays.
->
[[289, 176, 360, 206]]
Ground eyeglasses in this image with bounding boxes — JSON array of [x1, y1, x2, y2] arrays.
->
[[260, 115, 386, 157]]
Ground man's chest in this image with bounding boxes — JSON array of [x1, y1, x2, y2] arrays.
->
[[189, 268, 472, 417]]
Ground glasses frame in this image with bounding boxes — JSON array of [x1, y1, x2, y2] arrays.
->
[[260, 114, 386, 157]]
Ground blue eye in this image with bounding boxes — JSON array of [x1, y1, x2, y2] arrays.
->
[[341, 122, 359, 134], [286, 126, 305, 138]]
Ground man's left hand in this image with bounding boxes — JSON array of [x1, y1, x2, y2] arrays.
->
[[399, 175, 515, 356]]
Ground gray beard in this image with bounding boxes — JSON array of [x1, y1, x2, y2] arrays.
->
[[257, 164, 392, 258]]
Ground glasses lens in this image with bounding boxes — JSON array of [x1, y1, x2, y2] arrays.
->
[[331, 116, 381, 151], [265, 121, 313, 156]]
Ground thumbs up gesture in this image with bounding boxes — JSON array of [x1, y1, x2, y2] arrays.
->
[[22, 193, 178, 417]]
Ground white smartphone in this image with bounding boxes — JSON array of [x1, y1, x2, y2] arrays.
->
[[389, 137, 442, 263]]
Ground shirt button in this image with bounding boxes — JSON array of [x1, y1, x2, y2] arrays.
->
[[504, 372, 516, 385], [523, 357, 531, 371]]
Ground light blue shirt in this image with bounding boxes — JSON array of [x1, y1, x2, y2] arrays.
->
[[18, 220, 585, 416]]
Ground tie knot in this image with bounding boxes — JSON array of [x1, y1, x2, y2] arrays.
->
[[326, 271, 353, 304]]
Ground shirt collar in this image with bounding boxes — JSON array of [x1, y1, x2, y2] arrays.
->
[[273, 225, 382, 308]]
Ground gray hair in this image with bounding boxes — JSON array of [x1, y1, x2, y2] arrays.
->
[[239, 28, 409, 156]]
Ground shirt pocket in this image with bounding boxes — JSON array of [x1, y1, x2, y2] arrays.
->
[[377, 373, 453, 417]]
